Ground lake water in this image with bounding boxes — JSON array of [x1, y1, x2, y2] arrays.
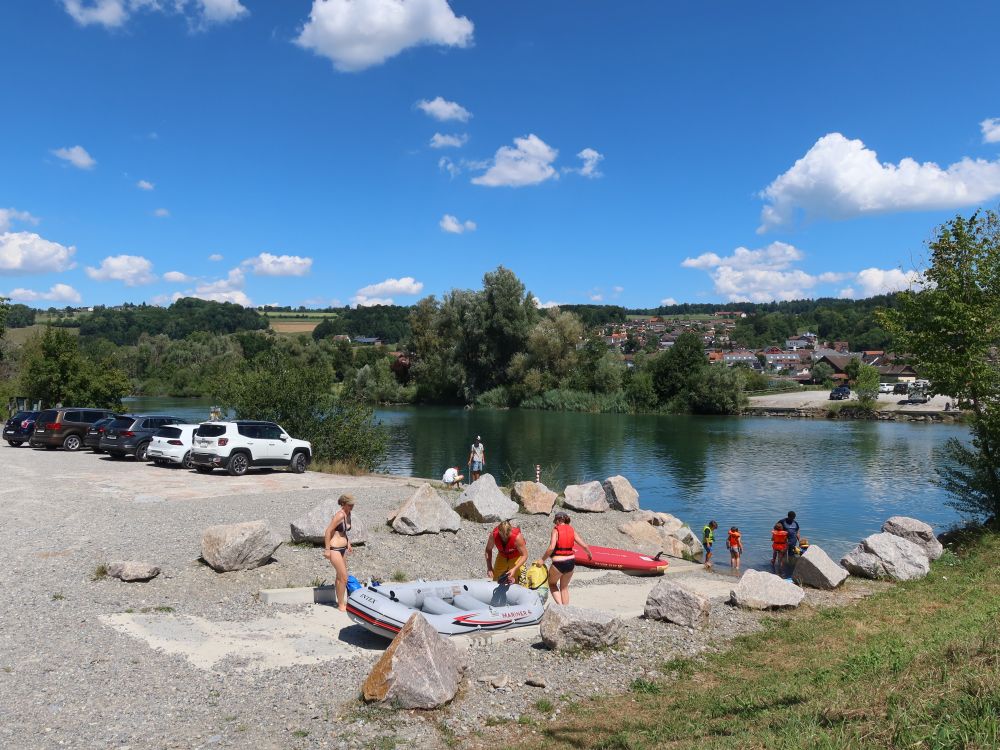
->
[[125, 397, 970, 567]]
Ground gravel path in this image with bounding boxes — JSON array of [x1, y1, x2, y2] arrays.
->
[[0, 445, 887, 749]]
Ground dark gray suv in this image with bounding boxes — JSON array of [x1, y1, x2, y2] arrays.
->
[[100, 414, 182, 460]]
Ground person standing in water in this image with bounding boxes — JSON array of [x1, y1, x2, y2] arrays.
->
[[702, 520, 719, 569], [323, 494, 355, 612], [536, 512, 592, 605], [468, 435, 486, 482], [485, 520, 528, 585]]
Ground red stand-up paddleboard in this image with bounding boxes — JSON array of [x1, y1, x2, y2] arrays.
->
[[574, 544, 668, 575]]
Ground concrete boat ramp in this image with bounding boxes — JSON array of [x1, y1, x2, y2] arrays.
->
[[101, 560, 738, 673]]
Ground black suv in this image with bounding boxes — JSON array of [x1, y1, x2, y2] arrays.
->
[[100, 414, 182, 460], [829, 385, 852, 400], [30, 408, 117, 451], [85, 416, 125, 453], [4, 411, 39, 447]]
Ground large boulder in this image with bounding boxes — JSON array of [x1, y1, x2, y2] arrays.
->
[[107, 561, 160, 582], [669, 526, 705, 558], [617, 520, 691, 559], [539, 605, 624, 651], [511, 481, 557, 515], [453, 474, 519, 523], [882, 516, 944, 560], [603, 475, 640, 512], [201, 520, 282, 573], [562, 481, 610, 513], [840, 532, 930, 581], [792, 544, 848, 590], [730, 569, 804, 610], [644, 580, 709, 629], [290, 498, 368, 546], [362, 613, 466, 709], [391, 484, 462, 535]]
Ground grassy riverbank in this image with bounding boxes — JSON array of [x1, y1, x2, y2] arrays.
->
[[513, 527, 999, 750]]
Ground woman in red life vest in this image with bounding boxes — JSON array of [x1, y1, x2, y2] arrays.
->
[[485, 520, 528, 585], [536, 512, 593, 605]]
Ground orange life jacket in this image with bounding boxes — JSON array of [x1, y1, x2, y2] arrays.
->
[[492, 526, 521, 558], [728, 530, 741, 548], [772, 529, 788, 550], [553, 524, 576, 557]]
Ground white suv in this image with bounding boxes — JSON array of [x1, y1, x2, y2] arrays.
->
[[190, 421, 312, 476]]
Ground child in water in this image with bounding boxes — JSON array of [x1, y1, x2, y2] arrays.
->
[[727, 526, 743, 569], [771, 522, 789, 573]]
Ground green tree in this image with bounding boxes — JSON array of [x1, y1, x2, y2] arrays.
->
[[810, 361, 834, 386], [0, 296, 8, 340], [855, 363, 880, 404], [650, 333, 706, 404], [844, 356, 862, 384], [879, 210, 1000, 522], [19, 327, 129, 407]]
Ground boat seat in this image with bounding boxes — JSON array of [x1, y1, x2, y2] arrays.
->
[[452, 592, 490, 611], [420, 595, 462, 615]]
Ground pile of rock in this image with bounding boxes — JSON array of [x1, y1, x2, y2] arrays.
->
[[560, 476, 642, 514], [840, 516, 941, 581], [617, 511, 704, 560], [388, 484, 462, 535]]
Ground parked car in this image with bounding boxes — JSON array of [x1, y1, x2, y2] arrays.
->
[[829, 386, 851, 400], [907, 392, 931, 404], [29, 408, 117, 451], [100, 414, 183, 460], [147, 424, 199, 469], [4, 410, 39, 447], [878, 383, 894, 394], [84, 415, 126, 453], [190, 421, 312, 476], [893, 383, 910, 395]]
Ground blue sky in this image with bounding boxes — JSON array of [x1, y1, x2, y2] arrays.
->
[[3, 1, 1000, 309]]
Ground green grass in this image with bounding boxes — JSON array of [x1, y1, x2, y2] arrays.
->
[[390, 570, 409, 583], [51, 592, 65, 601], [510, 527, 1000, 750], [91, 563, 108, 581]]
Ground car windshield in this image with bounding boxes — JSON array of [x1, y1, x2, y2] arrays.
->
[[156, 426, 183, 439], [37, 410, 57, 424], [108, 417, 134, 429], [196, 424, 227, 437]]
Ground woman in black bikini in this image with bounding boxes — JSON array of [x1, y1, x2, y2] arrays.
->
[[536, 512, 592, 605], [323, 494, 355, 612]]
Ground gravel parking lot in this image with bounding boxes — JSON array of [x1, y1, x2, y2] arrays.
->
[[749, 390, 955, 412], [0, 445, 883, 749]]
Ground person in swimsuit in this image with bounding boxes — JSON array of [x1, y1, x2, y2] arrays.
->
[[536, 512, 592, 605], [323, 494, 355, 612]]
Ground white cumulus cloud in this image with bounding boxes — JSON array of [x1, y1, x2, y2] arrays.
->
[[439, 214, 476, 234], [86, 254, 157, 286], [62, 0, 129, 27], [356, 276, 423, 297], [570, 148, 604, 178], [174, 268, 251, 306], [660, 297, 678, 306], [532, 297, 561, 309], [51, 145, 96, 170], [430, 132, 468, 149], [759, 132, 1000, 232], [417, 96, 472, 122], [472, 134, 559, 188], [197, 0, 248, 24], [981, 118, 1000, 144], [296, 0, 473, 73], [0, 232, 77, 274], [241, 252, 313, 277], [162, 271, 192, 283], [208, 253, 224, 262], [61, 0, 248, 28], [4, 283, 82, 304], [846, 268, 923, 298], [0, 208, 39, 232], [136, 179, 155, 191]]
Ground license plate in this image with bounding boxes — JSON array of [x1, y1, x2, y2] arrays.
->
[[4, 430, 13, 435], [106, 436, 117, 440]]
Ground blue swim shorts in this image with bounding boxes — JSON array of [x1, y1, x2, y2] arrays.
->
[[472, 461, 483, 472]]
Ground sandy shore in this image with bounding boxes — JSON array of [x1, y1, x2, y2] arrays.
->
[[0, 445, 887, 749]]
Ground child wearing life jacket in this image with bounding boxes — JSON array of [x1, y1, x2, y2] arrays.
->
[[771, 522, 789, 572], [726, 527, 743, 569], [485, 520, 528, 585], [536, 512, 593, 605]]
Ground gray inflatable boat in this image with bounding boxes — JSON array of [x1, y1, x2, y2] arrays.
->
[[346, 579, 544, 639]]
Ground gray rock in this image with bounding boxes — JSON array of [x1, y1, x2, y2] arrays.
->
[[453, 474, 519, 523], [200, 520, 282, 573], [882, 516, 943, 560], [510, 481, 557, 515], [362, 613, 466, 709], [670, 526, 705, 558], [644, 579, 709, 629], [391, 484, 462, 535], [792, 544, 848, 590], [650, 512, 685, 533], [562, 481, 610, 513], [107, 561, 160, 582], [617, 519, 666, 554], [730, 569, 804, 610], [539, 605, 624, 651], [841, 532, 930, 581], [602, 475, 640, 512], [289, 498, 368, 546]]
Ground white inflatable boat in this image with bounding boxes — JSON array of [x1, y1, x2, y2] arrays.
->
[[346, 579, 544, 639]]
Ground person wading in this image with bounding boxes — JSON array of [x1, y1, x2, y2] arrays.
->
[[323, 494, 355, 612], [536, 512, 592, 605], [468, 435, 486, 482], [702, 520, 719, 569], [485, 520, 528, 585]]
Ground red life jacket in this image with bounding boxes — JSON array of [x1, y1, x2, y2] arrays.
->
[[553, 524, 576, 557], [728, 530, 741, 548], [492, 526, 521, 558], [772, 529, 788, 550]]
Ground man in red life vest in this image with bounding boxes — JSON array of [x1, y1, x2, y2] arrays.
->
[[485, 520, 528, 584]]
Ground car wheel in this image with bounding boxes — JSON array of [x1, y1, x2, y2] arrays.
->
[[227, 453, 249, 476], [195, 466, 214, 474], [182, 451, 194, 470], [135, 442, 150, 462], [290, 451, 308, 474], [63, 434, 82, 452], [8, 441, 22, 447]]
